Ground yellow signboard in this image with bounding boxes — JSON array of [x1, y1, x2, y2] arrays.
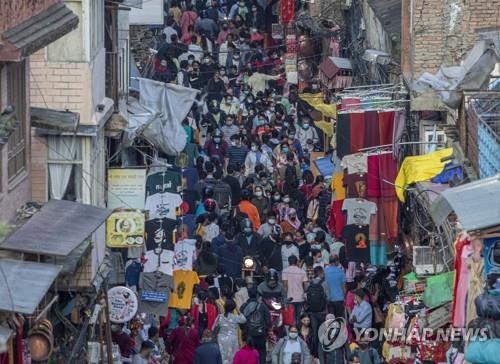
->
[[106, 209, 145, 248]]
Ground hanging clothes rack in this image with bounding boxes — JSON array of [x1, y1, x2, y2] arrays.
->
[[341, 99, 411, 108]]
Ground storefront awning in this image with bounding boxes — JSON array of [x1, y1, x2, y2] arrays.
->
[[1, 200, 111, 257], [0, 3, 79, 61], [430, 174, 500, 231], [0, 260, 61, 314]]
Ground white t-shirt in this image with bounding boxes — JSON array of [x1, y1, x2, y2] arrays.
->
[[281, 244, 300, 269], [342, 198, 377, 226], [143, 249, 175, 276], [341, 153, 368, 174], [174, 239, 197, 270], [145, 192, 182, 220], [283, 339, 301, 364]]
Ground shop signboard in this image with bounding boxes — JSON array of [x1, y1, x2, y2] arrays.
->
[[108, 286, 138, 323], [272, 24, 283, 39], [107, 169, 146, 210], [106, 209, 146, 248], [140, 291, 168, 303]]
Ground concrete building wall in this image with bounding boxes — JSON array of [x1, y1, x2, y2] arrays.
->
[[411, 0, 500, 78], [0, 0, 59, 32]]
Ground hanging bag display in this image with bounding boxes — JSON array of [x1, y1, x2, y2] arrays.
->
[[423, 270, 454, 308]]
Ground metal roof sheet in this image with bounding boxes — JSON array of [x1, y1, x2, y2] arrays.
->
[[0, 260, 61, 314], [1, 200, 111, 257], [367, 0, 401, 35], [430, 174, 500, 231]]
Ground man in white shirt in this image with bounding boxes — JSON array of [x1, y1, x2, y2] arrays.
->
[[163, 18, 178, 44]]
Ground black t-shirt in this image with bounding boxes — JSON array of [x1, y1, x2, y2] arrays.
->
[[259, 237, 283, 271], [342, 224, 370, 263], [223, 175, 242, 205], [297, 242, 311, 261], [145, 218, 177, 251]]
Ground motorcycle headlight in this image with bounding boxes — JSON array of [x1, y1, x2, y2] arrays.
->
[[243, 257, 255, 269]]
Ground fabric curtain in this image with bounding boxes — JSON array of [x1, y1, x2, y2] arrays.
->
[[48, 136, 77, 200]]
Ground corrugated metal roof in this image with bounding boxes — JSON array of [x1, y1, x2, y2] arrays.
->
[[0, 260, 61, 314], [1, 200, 111, 257], [329, 57, 353, 70], [430, 174, 500, 231], [0, 3, 78, 61], [367, 0, 401, 35]]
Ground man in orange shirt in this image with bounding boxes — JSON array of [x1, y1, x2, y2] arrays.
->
[[238, 189, 261, 231]]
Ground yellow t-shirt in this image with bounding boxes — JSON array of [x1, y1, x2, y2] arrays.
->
[[169, 270, 200, 309], [331, 172, 346, 201]]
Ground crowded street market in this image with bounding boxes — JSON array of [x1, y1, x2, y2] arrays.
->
[[0, 0, 499, 363]]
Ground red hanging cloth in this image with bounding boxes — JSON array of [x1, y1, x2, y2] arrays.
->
[[281, 0, 295, 24]]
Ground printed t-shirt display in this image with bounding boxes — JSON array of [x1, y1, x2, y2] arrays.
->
[[145, 218, 177, 251], [336, 113, 351, 158], [349, 112, 366, 153], [344, 173, 367, 198], [341, 153, 368, 174], [145, 192, 183, 220], [139, 271, 175, 316], [342, 225, 370, 263], [342, 198, 377, 226], [146, 170, 182, 195], [143, 249, 175, 276], [169, 270, 200, 309], [174, 239, 197, 270], [364, 110, 380, 149]]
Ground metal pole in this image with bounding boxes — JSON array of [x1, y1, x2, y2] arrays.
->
[[103, 283, 114, 364]]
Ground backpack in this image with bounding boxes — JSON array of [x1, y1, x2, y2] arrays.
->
[[213, 180, 231, 209], [243, 302, 265, 335], [306, 279, 326, 312], [232, 205, 249, 233]]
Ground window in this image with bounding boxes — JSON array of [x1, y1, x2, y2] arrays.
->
[[47, 136, 83, 202], [7, 61, 27, 182], [90, 0, 105, 58], [420, 124, 447, 154]]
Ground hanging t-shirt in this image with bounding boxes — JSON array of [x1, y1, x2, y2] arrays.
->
[[344, 173, 368, 199], [143, 249, 175, 276], [336, 113, 351, 159], [125, 260, 142, 288], [331, 172, 346, 201], [342, 198, 377, 226], [139, 271, 174, 316], [145, 192, 183, 220], [145, 218, 177, 251], [145, 171, 182, 196], [169, 270, 200, 309], [364, 110, 380, 149], [174, 239, 197, 270], [341, 153, 368, 174], [349, 112, 366, 153], [342, 225, 370, 263]]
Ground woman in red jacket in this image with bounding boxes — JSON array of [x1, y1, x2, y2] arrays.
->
[[165, 315, 200, 364], [190, 290, 218, 337], [233, 336, 260, 364]]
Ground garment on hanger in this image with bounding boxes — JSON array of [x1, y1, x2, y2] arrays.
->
[[143, 249, 175, 276], [344, 172, 367, 199], [331, 171, 346, 201], [378, 110, 395, 146], [349, 112, 366, 153], [367, 152, 398, 199], [169, 270, 200, 309], [146, 170, 182, 196], [173, 238, 197, 270], [342, 224, 370, 263], [327, 199, 346, 240], [370, 240, 387, 266], [452, 235, 472, 327], [336, 113, 351, 158], [466, 253, 484, 324], [145, 191, 183, 220], [145, 218, 177, 251], [364, 110, 380, 148], [368, 197, 398, 243], [341, 153, 368, 174], [392, 109, 406, 158], [341, 97, 361, 111], [139, 271, 175, 316], [342, 198, 377, 226]]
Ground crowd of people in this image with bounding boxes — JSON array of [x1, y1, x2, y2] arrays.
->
[[114, 1, 403, 363]]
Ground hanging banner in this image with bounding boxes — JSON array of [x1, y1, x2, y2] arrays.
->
[[272, 24, 284, 39], [106, 209, 146, 248], [108, 286, 139, 323], [107, 169, 146, 209], [281, 0, 295, 24], [286, 35, 297, 54]]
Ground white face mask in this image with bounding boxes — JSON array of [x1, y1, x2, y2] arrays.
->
[[283, 197, 290, 203], [251, 145, 258, 152], [268, 218, 276, 225], [289, 332, 298, 339], [255, 191, 262, 197]]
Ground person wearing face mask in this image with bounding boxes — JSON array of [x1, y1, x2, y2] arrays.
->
[[251, 186, 269, 220], [220, 95, 237, 115], [248, 67, 282, 96], [271, 325, 312, 364], [226, 135, 249, 170], [229, 0, 249, 20], [217, 22, 230, 45], [244, 141, 273, 177], [221, 115, 240, 143], [190, 289, 218, 338], [236, 218, 261, 258], [257, 211, 277, 238], [350, 289, 372, 330], [296, 117, 319, 154], [207, 71, 227, 104], [281, 233, 299, 270], [247, 5, 264, 30], [280, 208, 301, 235], [257, 171, 274, 194], [204, 129, 229, 161], [350, 332, 381, 364]]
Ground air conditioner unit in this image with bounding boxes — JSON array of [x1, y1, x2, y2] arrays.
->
[[413, 245, 445, 276]]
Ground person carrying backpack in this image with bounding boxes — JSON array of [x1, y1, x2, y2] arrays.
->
[[241, 287, 271, 364], [349, 332, 382, 364], [305, 266, 329, 349]]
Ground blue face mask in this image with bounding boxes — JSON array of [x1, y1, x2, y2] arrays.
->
[[303, 123, 310, 129], [282, 147, 289, 153]]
